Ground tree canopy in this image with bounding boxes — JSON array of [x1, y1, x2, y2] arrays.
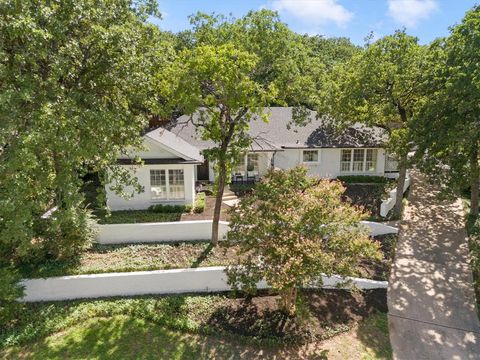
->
[[413, 6, 480, 217], [0, 0, 173, 266], [317, 30, 427, 218]]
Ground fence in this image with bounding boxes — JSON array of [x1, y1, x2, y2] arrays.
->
[[380, 175, 411, 217], [20, 266, 387, 302]]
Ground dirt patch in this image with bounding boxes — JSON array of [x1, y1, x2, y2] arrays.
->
[[206, 289, 387, 344], [181, 195, 230, 221]]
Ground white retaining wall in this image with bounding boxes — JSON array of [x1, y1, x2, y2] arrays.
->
[[97, 220, 229, 244], [380, 175, 411, 217], [97, 220, 397, 245], [20, 266, 387, 302]]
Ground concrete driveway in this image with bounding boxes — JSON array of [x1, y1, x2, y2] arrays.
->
[[388, 172, 480, 359]]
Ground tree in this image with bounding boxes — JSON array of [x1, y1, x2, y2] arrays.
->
[[226, 167, 381, 315], [318, 31, 426, 218], [0, 0, 173, 267], [414, 6, 480, 218], [173, 10, 312, 244]]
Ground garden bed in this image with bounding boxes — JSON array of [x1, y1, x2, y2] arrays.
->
[[20, 234, 397, 281]]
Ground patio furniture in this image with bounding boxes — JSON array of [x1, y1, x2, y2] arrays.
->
[[232, 172, 245, 183]]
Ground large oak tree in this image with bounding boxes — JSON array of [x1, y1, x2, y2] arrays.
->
[[318, 31, 427, 218]]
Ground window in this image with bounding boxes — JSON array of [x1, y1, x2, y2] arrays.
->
[[365, 149, 378, 172], [340, 149, 377, 173], [247, 153, 259, 172], [353, 149, 364, 172], [234, 154, 246, 174], [168, 169, 184, 199], [341, 149, 352, 172], [150, 169, 184, 200], [150, 170, 167, 200], [303, 150, 319, 163]]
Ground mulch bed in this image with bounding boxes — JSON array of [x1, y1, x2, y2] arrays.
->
[[206, 288, 387, 344], [343, 184, 386, 218]]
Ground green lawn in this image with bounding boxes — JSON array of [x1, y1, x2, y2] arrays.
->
[[2, 313, 391, 360], [1, 291, 391, 359]]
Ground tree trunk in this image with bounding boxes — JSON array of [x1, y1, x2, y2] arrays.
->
[[211, 160, 227, 246], [281, 287, 297, 316], [471, 145, 479, 218], [393, 154, 408, 219]]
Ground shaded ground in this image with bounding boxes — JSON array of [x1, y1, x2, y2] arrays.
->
[[20, 236, 396, 280], [388, 171, 480, 359], [18, 242, 236, 278], [1, 290, 390, 359], [343, 183, 386, 219], [1, 313, 391, 360]]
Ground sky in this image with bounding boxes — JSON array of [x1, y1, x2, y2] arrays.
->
[[150, 0, 478, 45]]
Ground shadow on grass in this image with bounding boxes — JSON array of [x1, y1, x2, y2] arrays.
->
[[356, 312, 393, 360]]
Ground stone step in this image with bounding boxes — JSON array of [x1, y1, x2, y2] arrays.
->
[[222, 195, 238, 200]]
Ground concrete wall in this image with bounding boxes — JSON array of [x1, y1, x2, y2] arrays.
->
[[106, 164, 196, 210], [274, 148, 386, 178], [380, 174, 411, 217], [97, 220, 229, 244], [97, 220, 396, 245], [20, 266, 387, 302], [363, 221, 398, 236]]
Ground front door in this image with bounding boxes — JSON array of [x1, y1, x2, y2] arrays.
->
[[197, 161, 210, 181]]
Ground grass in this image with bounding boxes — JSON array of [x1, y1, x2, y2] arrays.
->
[[18, 242, 236, 279], [97, 210, 181, 224], [1, 313, 391, 360], [1, 291, 391, 359]]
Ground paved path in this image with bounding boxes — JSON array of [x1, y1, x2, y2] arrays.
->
[[388, 172, 480, 359]]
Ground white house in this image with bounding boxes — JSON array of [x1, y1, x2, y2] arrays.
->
[[106, 128, 203, 210], [106, 107, 398, 210], [168, 107, 398, 182]]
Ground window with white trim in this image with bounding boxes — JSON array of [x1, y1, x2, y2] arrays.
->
[[303, 150, 319, 163], [247, 153, 259, 172], [168, 169, 185, 199], [340, 149, 377, 173], [150, 170, 167, 200], [150, 169, 184, 200]]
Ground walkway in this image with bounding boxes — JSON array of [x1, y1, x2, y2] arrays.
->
[[388, 172, 480, 359]]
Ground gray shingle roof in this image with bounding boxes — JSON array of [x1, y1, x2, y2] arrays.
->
[[145, 127, 204, 162], [166, 107, 387, 151]]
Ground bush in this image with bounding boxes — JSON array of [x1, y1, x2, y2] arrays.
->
[[336, 175, 388, 184], [0, 267, 25, 328], [98, 211, 181, 224], [149, 204, 190, 213], [194, 192, 206, 213], [41, 207, 97, 261]]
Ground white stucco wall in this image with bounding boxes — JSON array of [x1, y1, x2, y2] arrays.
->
[[20, 266, 387, 302], [96, 220, 396, 245], [274, 148, 386, 178], [106, 164, 196, 210], [97, 220, 229, 244], [380, 174, 411, 217]]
